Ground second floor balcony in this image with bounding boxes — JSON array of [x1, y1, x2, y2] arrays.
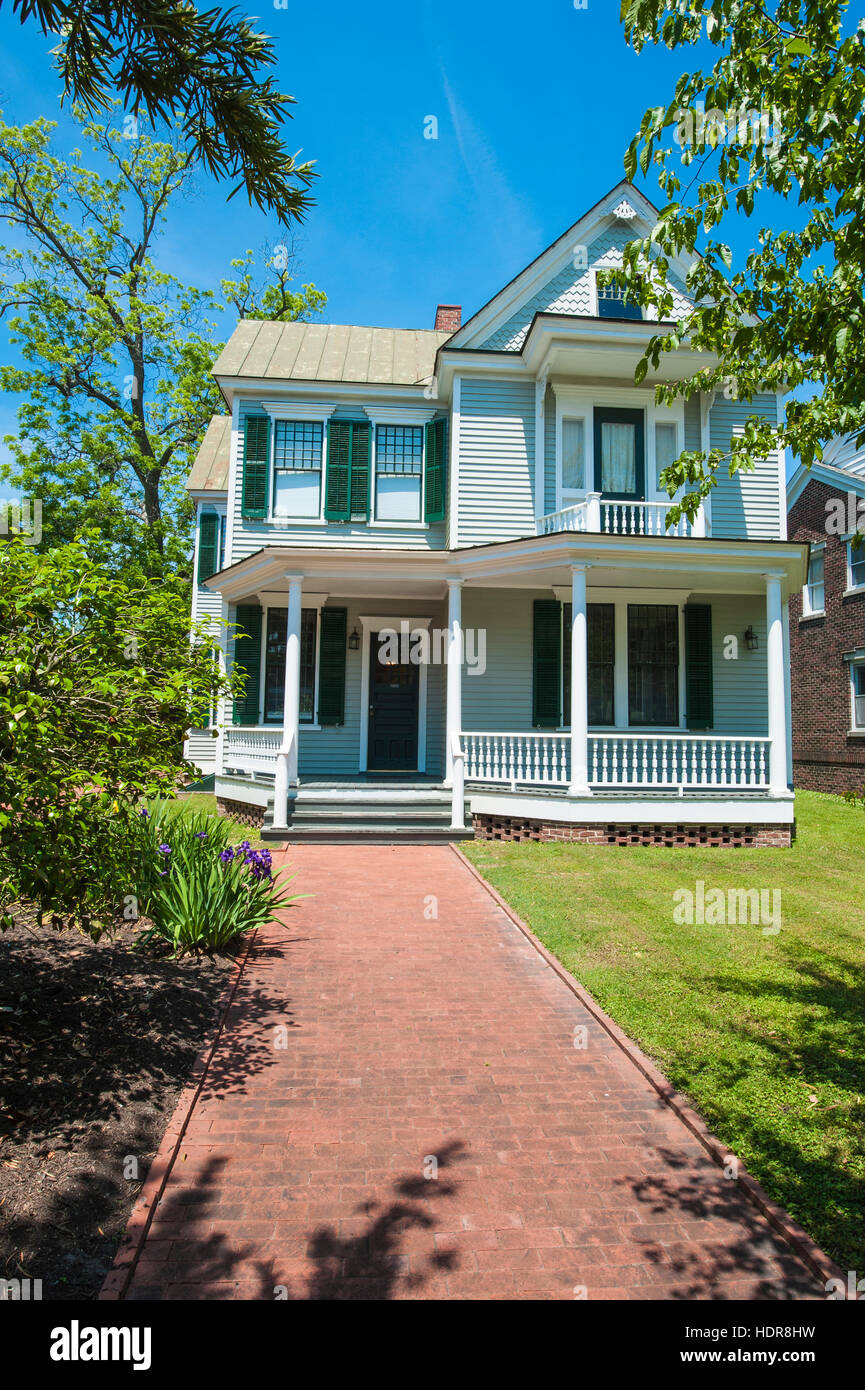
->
[[537, 492, 708, 540]]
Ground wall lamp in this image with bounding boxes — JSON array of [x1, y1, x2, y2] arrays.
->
[[744, 625, 758, 651]]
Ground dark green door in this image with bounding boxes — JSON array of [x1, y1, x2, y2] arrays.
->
[[593, 406, 645, 500], [368, 632, 419, 770]]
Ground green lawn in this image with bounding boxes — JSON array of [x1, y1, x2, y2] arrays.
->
[[463, 790, 865, 1272], [150, 793, 264, 846]]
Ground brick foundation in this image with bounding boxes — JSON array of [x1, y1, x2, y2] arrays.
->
[[472, 814, 792, 848], [217, 797, 265, 830]]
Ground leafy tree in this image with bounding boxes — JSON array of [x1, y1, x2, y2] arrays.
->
[[0, 111, 325, 579], [5, 0, 317, 223], [0, 532, 239, 932], [619, 0, 865, 519]]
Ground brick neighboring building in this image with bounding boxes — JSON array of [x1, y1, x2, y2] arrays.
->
[[787, 445, 865, 794]]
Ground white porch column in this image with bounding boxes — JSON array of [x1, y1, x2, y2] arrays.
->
[[765, 572, 789, 796], [586, 491, 602, 533], [444, 578, 463, 787], [569, 564, 591, 795], [272, 575, 303, 831]]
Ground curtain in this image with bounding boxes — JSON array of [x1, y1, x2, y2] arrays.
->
[[601, 422, 636, 493]]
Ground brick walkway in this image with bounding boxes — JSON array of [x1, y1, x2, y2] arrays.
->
[[118, 845, 821, 1300]]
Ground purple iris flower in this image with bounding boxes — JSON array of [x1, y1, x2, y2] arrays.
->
[[158, 844, 171, 854]]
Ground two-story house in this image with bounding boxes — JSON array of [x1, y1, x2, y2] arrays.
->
[[186, 181, 807, 846], [787, 437, 865, 793]]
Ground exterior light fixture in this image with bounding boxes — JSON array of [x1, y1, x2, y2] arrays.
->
[[348, 627, 360, 651], [744, 625, 758, 651]]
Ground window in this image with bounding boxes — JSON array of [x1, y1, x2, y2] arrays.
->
[[217, 513, 226, 571], [263, 608, 318, 724], [803, 545, 825, 615], [272, 421, 323, 518], [375, 424, 423, 521], [562, 604, 615, 727], [628, 604, 679, 726], [597, 282, 642, 320], [849, 539, 865, 590], [853, 662, 865, 730], [594, 407, 645, 499], [654, 421, 678, 493], [561, 418, 585, 491]]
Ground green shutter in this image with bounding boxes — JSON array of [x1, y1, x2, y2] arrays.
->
[[325, 420, 351, 520], [533, 599, 562, 728], [349, 420, 371, 520], [242, 415, 269, 518], [685, 603, 714, 730], [232, 604, 262, 725], [424, 416, 447, 522], [318, 607, 347, 726], [197, 511, 219, 584]]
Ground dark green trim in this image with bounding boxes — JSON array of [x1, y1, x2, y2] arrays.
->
[[197, 511, 219, 584], [232, 604, 262, 725], [685, 603, 714, 730], [424, 416, 447, 522], [241, 415, 269, 519], [318, 607, 347, 725], [533, 599, 562, 728]]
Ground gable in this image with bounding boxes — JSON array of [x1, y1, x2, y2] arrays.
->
[[480, 226, 693, 351], [449, 181, 696, 354]]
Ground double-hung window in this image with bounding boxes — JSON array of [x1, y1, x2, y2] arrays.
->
[[272, 420, 323, 519], [562, 603, 615, 727], [654, 421, 678, 494], [803, 544, 825, 615], [561, 418, 586, 492], [849, 539, 865, 591], [628, 604, 679, 726], [263, 609, 318, 724], [596, 281, 642, 320], [852, 661, 865, 731], [375, 424, 423, 521]]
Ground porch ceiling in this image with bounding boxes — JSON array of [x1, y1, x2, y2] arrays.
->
[[204, 533, 808, 603]]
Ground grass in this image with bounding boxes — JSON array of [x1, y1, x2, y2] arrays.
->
[[151, 793, 264, 846], [463, 789, 865, 1272]]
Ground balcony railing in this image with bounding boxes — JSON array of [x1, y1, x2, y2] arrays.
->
[[537, 493, 705, 539], [460, 731, 770, 791]]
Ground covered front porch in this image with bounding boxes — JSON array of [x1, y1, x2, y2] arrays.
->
[[203, 531, 806, 842]]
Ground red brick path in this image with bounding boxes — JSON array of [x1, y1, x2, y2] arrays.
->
[[118, 846, 821, 1300]]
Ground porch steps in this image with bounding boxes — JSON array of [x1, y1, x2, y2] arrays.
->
[[260, 782, 473, 843]]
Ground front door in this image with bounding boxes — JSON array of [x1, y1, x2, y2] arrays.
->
[[367, 631, 419, 770]]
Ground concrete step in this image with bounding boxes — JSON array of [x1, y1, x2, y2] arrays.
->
[[262, 823, 475, 844]]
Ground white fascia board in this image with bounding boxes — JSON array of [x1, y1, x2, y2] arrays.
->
[[188, 490, 228, 503], [787, 460, 865, 509], [216, 376, 444, 407], [468, 790, 795, 825]]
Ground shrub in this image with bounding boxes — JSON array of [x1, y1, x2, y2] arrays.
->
[[135, 803, 297, 955]]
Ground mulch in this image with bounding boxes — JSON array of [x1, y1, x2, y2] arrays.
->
[[0, 912, 235, 1299]]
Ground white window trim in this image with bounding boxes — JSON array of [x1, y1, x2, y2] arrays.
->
[[845, 649, 865, 734], [802, 541, 826, 618], [357, 614, 432, 772], [552, 585, 690, 732], [265, 408, 332, 525], [257, 592, 328, 730], [552, 386, 684, 511], [367, 410, 437, 529], [844, 537, 865, 596]]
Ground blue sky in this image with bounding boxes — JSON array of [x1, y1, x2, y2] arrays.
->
[[0, 1, 806, 481]]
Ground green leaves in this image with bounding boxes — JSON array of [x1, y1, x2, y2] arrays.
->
[[12, 0, 318, 225], [620, 0, 865, 490]]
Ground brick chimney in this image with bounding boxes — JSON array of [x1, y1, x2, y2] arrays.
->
[[434, 304, 462, 332]]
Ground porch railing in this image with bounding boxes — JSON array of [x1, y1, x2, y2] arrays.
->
[[461, 732, 571, 787], [460, 731, 771, 791], [536, 497, 704, 539], [589, 734, 770, 789], [223, 726, 282, 775]]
